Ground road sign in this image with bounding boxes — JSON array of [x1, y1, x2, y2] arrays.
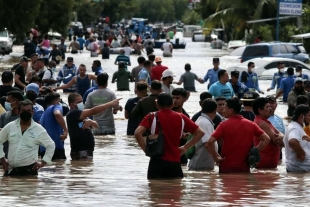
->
[[279, 0, 302, 16]]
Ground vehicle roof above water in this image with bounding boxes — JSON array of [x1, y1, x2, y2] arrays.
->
[[246, 42, 304, 47], [238, 57, 304, 67]]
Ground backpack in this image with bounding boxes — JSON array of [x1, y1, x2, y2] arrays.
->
[[38, 69, 53, 81], [11, 63, 20, 72]]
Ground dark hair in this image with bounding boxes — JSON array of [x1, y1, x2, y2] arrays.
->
[[218, 70, 227, 80], [137, 56, 146, 64], [202, 98, 217, 113], [29, 76, 42, 83], [151, 80, 162, 90], [7, 91, 24, 102], [98, 37, 103, 41], [185, 63, 191, 71], [104, 43, 108, 47], [215, 96, 226, 102], [144, 60, 152, 68], [292, 104, 310, 121], [148, 54, 155, 61], [68, 93, 81, 105], [252, 97, 269, 115], [297, 95, 309, 106], [1, 71, 13, 83], [136, 82, 148, 91], [287, 67, 294, 75], [172, 88, 187, 98], [226, 97, 241, 114], [44, 93, 60, 105], [31, 53, 38, 58], [97, 73, 109, 86], [157, 93, 173, 108], [247, 62, 254, 67], [93, 60, 101, 67], [200, 92, 212, 102], [18, 99, 33, 111], [243, 100, 254, 107], [36, 58, 44, 63]]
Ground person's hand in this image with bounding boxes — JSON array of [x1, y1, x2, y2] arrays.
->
[[60, 131, 68, 140], [179, 146, 187, 155], [267, 88, 271, 92], [273, 137, 284, 146], [1, 158, 8, 171], [82, 119, 93, 130], [260, 91, 264, 94], [118, 106, 123, 112], [296, 152, 306, 161], [302, 135, 310, 142], [111, 98, 122, 106], [182, 132, 190, 140], [198, 78, 204, 83], [214, 155, 225, 165], [32, 161, 46, 171]]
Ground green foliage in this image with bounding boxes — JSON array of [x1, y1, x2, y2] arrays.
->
[[257, 24, 274, 42], [173, 0, 189, 20], [76, 0, 102, 27], [182, 10, 201, 25], [136, 0, 175, 22]]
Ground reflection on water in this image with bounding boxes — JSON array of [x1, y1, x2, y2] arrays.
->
[[0, 39, 309, 206]]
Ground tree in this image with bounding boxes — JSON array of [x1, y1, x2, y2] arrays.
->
[[173, 0, 189, 20], [182, 10, 201, 25], [137, 0, 175, 22], [75, 0, 103, 28], [100, 0, 140, 22]]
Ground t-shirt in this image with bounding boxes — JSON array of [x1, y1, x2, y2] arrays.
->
[[0, 85, 20, 98], [112, 70, 131, 91], [189, 114, 217, 171], [211, 115, 264, 173], [77, 38, 86, 49], [115, 55, 131, 70], [138, 68, 151, 85], [123, 46, 131, 57], [279, 76, 295, 102], [42, 69, 57, 88], [161, 84, 175, 95], [125, 97, 142, 135], [180, 71, 199, 92], [139, 109, 199, 162], [285, 121, 310, 172], [151, 65, 168, 81], [240, 110, 255, 121], [145, 46, 154, 56], [208, 81, 234, 99], [33, 103, 44, 123], [191, 111, 222, 129], [66, 109, 95, 152], [162, 42, 172, 54], [131, 65, 143, 86], [40, 104, 64, 150], [14, 65, 26, 90]]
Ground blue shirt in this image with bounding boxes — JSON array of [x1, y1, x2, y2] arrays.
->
[[40, 104, 64, 151], [92, 66, 104, 87], [279, 76, 295, 102], [239, 71, 261, 92], [138, 68, 151, 85], [83, 85, 98, 103], [77, 37, 86, 49], [270, 71, 287, 90], [295, 74, 309, 81], [230, 80, 249, 99], [33, 103, 44, 123], [209, 81, 234, 99], [57, 64, 78, 92], [204, 68, 222, 87], [268, 114, 285, 135]]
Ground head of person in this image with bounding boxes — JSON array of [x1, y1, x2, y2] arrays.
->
[[29, 76, 42, 87], [278, 62, 285, 71], [44, 92, 61, 106], [1, 71, 13, 85], [30, 53, 38, 64], [199, 92, 212, 107], [135, 82, 148, 96], [124, 42, 129, 46], [266, 95, 277, 116], [118, 61, 125, 71], [213, 58, 220, 69], [35, 58, 45, 70], [120, 49, 125, 54], [252, 97, 271, 119], [18, 100, 34, 122], [148, 54, 155, 62], [224, 97, 241, 118], [172, 88, 187, 109], [68, 93, 84, 110], [305, 81, 310, 92], [137, 56, 145, 65], [52, 44, 57, 50], [241, 91, 259, 107], [104, 43, 109, 48], [5, 91, 24, 112], [218, 69, 229, 83], [287, 67, 294, 76], [292, 104, 310, 125], [230, 71, 240, 84], [48, 60, 56, 70], [150, 80, 162, 94], [98, 36, 103, 41], [26, 83, 39, 102], [162, 69, 175, 84], [61, 38, 65, 43], [215, 96, 226, 115], [155, 57, 162, 65], [20, 56, 29, 68], [78, 64, 87, 76], [156, 92, 173, 110], [66, 57, 74, 67], [184, 63, 191, 71], [295, 65, 303, 76], [201, 98, 218, 119], [148, 41, 152, 46], [89, 38, 94, 43], [294, 77, 304, 93], [92, 60, 101, 71], [247, 62, 255, 72], [97, 72, 109, 87], [143, 60, 152, 71], [166, 38, 170, 42], [297, 95, 309, 107]]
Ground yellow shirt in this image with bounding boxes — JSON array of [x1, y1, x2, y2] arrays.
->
[[304, 125, 310, 137]]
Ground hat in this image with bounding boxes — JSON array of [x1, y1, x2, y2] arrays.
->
[[118, 61, 125, 69], [240, 91, 259, 101], [26, 83, 39, 96], [295, 77, 304, 83], [292, 105, 310, 120], [296, 65, 303, 71], [157, 92, 173, 107], [231, 71, 240, 77], [266, 95, 276, 102], [20, 56, 29, 62], [213, 58, 220, 63], [185, 63, 191, 70], [162, 69, 175, 79], [67, 57, 73, 62], [155, 57, 162, 63]]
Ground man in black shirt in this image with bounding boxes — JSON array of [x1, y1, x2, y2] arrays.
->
[[145, 41, 154, 56], [14, 56, 29, 92], [49, 44, 62, 64], [0, 71, 20, 100]]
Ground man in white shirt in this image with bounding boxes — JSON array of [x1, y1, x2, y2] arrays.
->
[[0, 100, 55, 176], [123, 42, 132, 57], [285, 105, 310, 172], [161, 38, 173, 57], [42, 61, 58, 88], [189, 98, 218, 171], [161, 69, 175, 94]]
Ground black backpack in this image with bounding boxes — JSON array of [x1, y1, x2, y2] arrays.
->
[[38, 69, 53, 82]]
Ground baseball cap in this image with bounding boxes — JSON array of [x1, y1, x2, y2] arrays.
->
[[155, 57, 162, 63], [231, 71, 240, 77], [67, 57, 73, 62], [26, 83, 39, 96], [162, 69, 175, 79], [157, 92, 173, 107], [20, 56, 29, 62], [213, 58, 220, 63], [266, 95, 276, 102], [295, 77, 304, 83], [240, 91, 259, 101]]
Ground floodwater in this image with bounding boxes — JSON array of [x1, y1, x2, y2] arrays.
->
[[0, 38, 308, 206]]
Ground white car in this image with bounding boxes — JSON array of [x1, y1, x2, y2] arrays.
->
[[0, 29, 13, 54], [226, 57, 310, 79], [227, 40, 246, 50], [192, 30, 205, 42]]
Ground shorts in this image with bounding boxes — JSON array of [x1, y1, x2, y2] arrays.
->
[[70, 150, 93, 160], [147, 158, 183, 180], [4, 163, 38, 176]]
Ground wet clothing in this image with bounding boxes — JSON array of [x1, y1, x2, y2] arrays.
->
[[77, 37, 86, 50], [4, 163, 38, 176], [191, 111, 222, 129], [138, 68, 151, 85], [268, 114, 285, 135], [204, 68, 222, 88], [254, 116, 280, 168], [125, 97, 142, 135], [57, 64, 78, 92], [212, 115, 264, 173], [270, 71, 287, 90], [76, 75, 91, 97], [240, 110, 255, 121], [279, 76, 295, 102], [151, 65, 168, 81], [101, 47, 110, 59], [58, 43, 67, 60], [287, 89, 308, 117], [33, 103, 44, 123], [131, 65, 143, 88], [131, 94, 159, 122], [230, 80, 249, 99], [49, 49, 62, 64], [14, 65, 27, 91], [209, 81, 234, 99], [147, 158, 183, 179], [112, 70, 131, 91], [240, 71, 261, 92], [179, 71, 199, 92], [145, 46, 154, 56], [114, 54, 131, 70]]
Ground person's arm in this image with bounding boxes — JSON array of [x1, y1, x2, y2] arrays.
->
[[112, 72, 117, 83], [275, 89, 283, 99], [55, 76, 76, 90], [54, 109, 68, 140], [89, 74, 97, 81], [0, 125, 9, 171], [203, 71, 209, 83], [267, 74, 276, 91], [14, 74, 26, 89], [255, 74, 263, 93], [180, 127, 204, 153], [131, 69, 135, 82], [174, 75, 184, 85], [258, 122, 282, 145], [36, 130, 55, 166], [114, 57, 118, 65], [82, 119, 98, 129], [287, 92, 295, 107], [275, 79, 284, 99], [131, 100, 142, 118], [42, 70, 58, 84], [289, 138, 306, 161], [124, 110, 130, 119], [134, 126, 148, 152], [57, 69, 64, 83]]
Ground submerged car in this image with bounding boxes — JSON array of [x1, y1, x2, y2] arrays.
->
[[0, 29, 14, 54]]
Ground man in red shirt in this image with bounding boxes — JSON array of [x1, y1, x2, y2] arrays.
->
[[252, 97, 284, 168], [151, 57, 168, 81], [135, 93, 205, 179], [208, 97, 270, 173]]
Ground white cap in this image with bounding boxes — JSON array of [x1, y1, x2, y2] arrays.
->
[[162, 69, 175, 79]]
